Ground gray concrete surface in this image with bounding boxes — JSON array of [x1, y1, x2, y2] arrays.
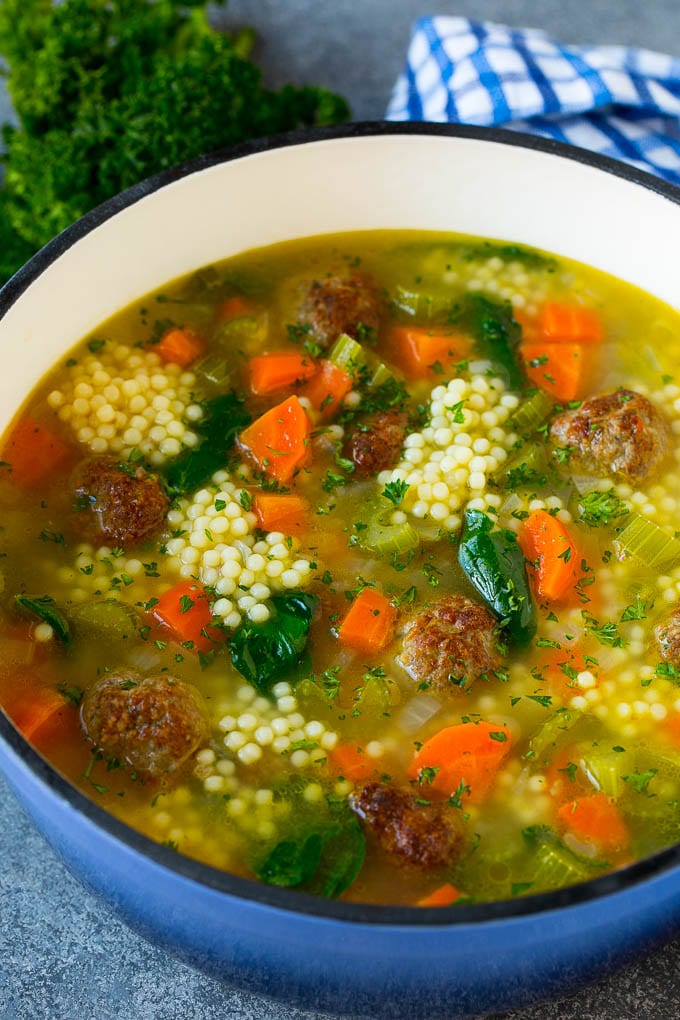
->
[[5, 2, 680, 1018]]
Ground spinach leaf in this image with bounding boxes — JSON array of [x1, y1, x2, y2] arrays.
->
[[229, 592, 318, 694], [449, 294, 523, 389], [14, 594, 70, 644], [163, 392, 251, 496], [458, 509, 536, 645], [255, 803, 366, 898]]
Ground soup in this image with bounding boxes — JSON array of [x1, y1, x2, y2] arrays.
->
[[2, 230, 680, 907]]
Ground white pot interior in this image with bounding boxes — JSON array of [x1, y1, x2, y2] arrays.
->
[[0, 131, 677, 434]]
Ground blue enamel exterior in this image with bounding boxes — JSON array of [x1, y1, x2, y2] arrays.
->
[[4, 724, 680, 1018], [3, 125, 680, 1019]]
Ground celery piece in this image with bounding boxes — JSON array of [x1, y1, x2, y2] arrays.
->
[[69, 599, 138, 641], [194, 352, 231, 386], [328, 333, 366, 376], [367, 362, 394, 388], [580, 747, 633, 800], [491, 441, 548, 490], [522, 825, 599, 891], [527, 708, 582, 767], [613, 512, 680, 571], [391, 284, 452, 321], [508, 390, 555, 437], [357, 497, 420, 558]]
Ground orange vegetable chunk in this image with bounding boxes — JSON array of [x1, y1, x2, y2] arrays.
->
[[300, 360, 353, 420], [157, 326, 206, 367], [2, 418, 73, 488], [416, 883, 461, 907], [539, 302, 603, 344], [252, 492, 309, 534], [218, 295, 255, 320], [520, 342, 589, 402], [330, 743, 377, 782], [519, 508, 581, 602], [557, 792, 630, 853], [337, 588, 396, 655], [390, 325, 471, 379], [238, 395, 311, 482], [407, 720, 512, 802], [152, 581, 218, 652], [248, 351, 317, 395]]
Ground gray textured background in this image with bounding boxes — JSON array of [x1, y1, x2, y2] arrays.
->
[[4, 2, 680, 1018]]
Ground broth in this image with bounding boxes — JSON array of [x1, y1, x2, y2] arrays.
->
[[2, 230, 680, 906]]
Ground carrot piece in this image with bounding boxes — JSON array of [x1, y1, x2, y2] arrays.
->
[[557, 792, 630, 853], [299, 360, 353, 420], [248, 351, 317, 396], [663, 713, 680, 750], [539, 302, 603, 345], [520, 342, 589, 402], [252, 492, 309, 534], [337, 588, 396, 655], [238, 395, 311, 483], [330, 743, 377, 782], [156, 326, 206, 367], [416, 883, 461, 907], [152, 581, 219, 652], [539, 643, 597, 703], [519, 509, 581, 602], [1, 418, 73, 488], [218, 295, 254, 320], [5, 686, 69, 741], [407, 720, 512, 802], [390, 325, 471, 379]]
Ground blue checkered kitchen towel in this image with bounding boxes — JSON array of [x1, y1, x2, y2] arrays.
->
[[386, 16, 680, 184]]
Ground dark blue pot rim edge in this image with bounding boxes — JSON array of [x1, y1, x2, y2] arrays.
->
[[2, 120, 680, 928]]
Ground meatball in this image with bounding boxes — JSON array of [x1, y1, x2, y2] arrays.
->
[[74, 457, 169, 545], [351, 782, 465, 870], [655, 608, 680, 664], [81, 672, 208, 780], [297, 272, 382, 350], [343, 410, 408, 478], [398, 594, 502, 695], [549, 389, 670, 483]]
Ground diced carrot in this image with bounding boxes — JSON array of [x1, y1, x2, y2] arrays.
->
[[252, 492, 309, 534], [156, 326, 206, 367], [416, 883, 461, 907], [520, 342, 589, 402], [218, 295, 255, 321], [238, 395, 311, 483], [539, 302, 603, 345], [152, 581, 220, 652], [407, 720, 512, 803], [248, 351, 317, 396], [337, 588, 397, 655], [2, 679, 81, 753], [390, 325, 471, 379], [557, 792, 630, 853], [539, 643, 597, 704], [519, 509, 581, 602], [299, 360, 353, 420], [663, 713, 680, 750], [1, 418, 74, 488], [330, 743, 377, 782]]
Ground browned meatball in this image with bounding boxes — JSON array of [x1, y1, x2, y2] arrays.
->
[[343, 410, 408, 478], [655, 609, 680, 663], [351, 782, 465, 870], [81, 672, 208, 780], [398, 594, 502, 696], [297, 272, 382, 350], [549, 389, 670, 483], [74, 457, 169, 545]]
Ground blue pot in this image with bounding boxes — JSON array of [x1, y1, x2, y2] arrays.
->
[[2, 124, 680, 1018]]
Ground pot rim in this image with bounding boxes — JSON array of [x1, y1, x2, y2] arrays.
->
[[2, 120, 680, 927]]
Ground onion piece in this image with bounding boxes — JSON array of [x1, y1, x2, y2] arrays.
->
[[396, 691, 442, 734]]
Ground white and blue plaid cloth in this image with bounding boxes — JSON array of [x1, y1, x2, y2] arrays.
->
[[386, 16, 680, 184]]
